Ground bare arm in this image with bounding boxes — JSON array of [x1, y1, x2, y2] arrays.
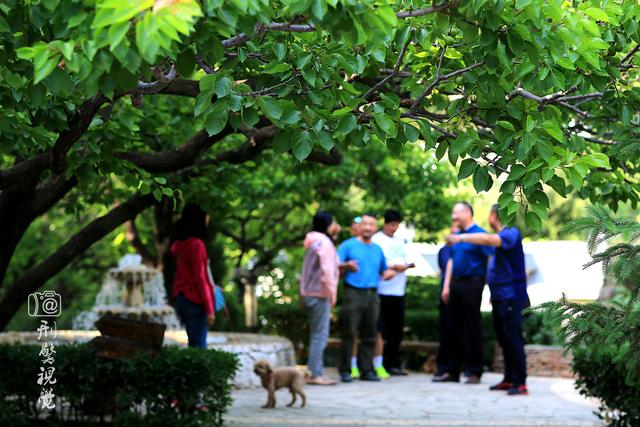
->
[[442, 258, 453, 304], [447, 232, 502, 247], [390, 262, 415, 272]]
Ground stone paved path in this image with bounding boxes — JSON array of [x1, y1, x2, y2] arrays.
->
[[225, 370, 603, 427]]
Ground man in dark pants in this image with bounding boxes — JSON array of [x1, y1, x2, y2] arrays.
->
[[372, 209, 415, 377], [338, 213, 396, 383], [439, 202, 494, 384], [433, 225, 458, 381], [447, 204, 529, 395]]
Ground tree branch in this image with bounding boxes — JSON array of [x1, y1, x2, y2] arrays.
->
[[361, 32, 413, 102], [396, 1, 460, 18], [0, 193, 156, 331], [114, 127, 234, 173], [222, 2, 458, 49], [0, 94, 108, 190], [408, 54, 484, 114], [506, 86, 602, 117], [125, 218, 157, 266]]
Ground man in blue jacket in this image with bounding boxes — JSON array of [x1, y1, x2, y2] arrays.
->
[[446, 204, 529, 395]]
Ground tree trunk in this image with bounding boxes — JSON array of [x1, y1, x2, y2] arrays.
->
[[0, 194, 155, 331], [154, 200, 176, 301]]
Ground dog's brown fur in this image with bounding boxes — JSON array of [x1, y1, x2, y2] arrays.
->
[[253, 360, 306, 409], [422, 354, 438, 374]]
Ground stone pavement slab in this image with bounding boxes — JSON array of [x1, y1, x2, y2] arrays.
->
[[225, 371, 603, 427]]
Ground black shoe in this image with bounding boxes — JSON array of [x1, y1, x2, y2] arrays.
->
[[340, 372, 352, 383], [360, 371, 381, 382], [387, 367, 408, 376], [432, 373, 460, 383]]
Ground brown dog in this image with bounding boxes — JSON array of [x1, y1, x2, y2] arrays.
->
[[253, 360, 306, 409]]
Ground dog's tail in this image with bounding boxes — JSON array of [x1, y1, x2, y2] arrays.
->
[[298, 365, 312, 380]]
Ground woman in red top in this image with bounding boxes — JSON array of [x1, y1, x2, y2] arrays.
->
[[172, 204, 215, 348]]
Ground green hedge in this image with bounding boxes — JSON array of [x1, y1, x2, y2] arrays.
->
[[0, 344, 238, 427], [571, 347, 640, 427]]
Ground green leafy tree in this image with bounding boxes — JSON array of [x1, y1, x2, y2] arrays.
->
[[1, 0, 639, 330], [537, 206, 640, 426]]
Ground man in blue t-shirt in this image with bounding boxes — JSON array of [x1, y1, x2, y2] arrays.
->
[[337, 213, 395, 383], [437, 202, 494, 385], [446, 204, 529, 396]]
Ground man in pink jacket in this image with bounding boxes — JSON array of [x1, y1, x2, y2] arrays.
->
[[300, 211, 341, 385]]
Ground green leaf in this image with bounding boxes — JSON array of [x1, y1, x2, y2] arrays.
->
[[508, 164, 527, 181], [547, 175, 567, 197], [458, 158, 477, 180], [257, 97, 283, 120], [542, 121, 564, 143], [536, 139, 554, 162], [472, 165, 492, 192], [525, 116, 536, 132], [375, 113, 396, 137], [199, 74, 216, 92], [335, 115, 356, 136], [312, 0, 328, 20], [404, 123, 420, 143], [583, 153, 610, 169], [584, 7, 609, 22], [292, 130, 313, 160], [525, 210, 542, 231], [274, 43, 287, 61], [496, 41, 510, 67], [215, 76, 233, 98], [497, 120, 515, 131], [204, 104, 228, 136], [193, 92, 212, 117], [108, 21, 131, 51], [34, 54, 60, 84], [316, 130, 334, 151], [449, 135, 474, 155], [263, 62, 292, 74]]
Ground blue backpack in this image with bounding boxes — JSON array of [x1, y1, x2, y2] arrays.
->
[[214, 286, 226, 312]]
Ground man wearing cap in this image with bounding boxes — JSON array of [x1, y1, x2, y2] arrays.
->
[[446, 204, 529, 395]]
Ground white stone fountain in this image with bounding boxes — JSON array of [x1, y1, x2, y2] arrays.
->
[[73, 254, 181, 330], [0, 254, 296, 388]]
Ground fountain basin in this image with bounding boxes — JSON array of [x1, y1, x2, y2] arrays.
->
[[0, 330, 295, 388]]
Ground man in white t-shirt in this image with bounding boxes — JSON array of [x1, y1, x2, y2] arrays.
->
[[372, 209, 415, 377]]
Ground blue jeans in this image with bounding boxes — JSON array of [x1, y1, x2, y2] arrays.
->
[[303, 296, 331, 377], [175, 293, 208, 348]]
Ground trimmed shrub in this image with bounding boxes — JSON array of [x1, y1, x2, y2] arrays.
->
[[0, 344, 237, 426]]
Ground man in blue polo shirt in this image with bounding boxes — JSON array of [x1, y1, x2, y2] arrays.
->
[[438, 202, 494, 384], [338, 213, 396, 383], [446, 204, 529, 395]]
